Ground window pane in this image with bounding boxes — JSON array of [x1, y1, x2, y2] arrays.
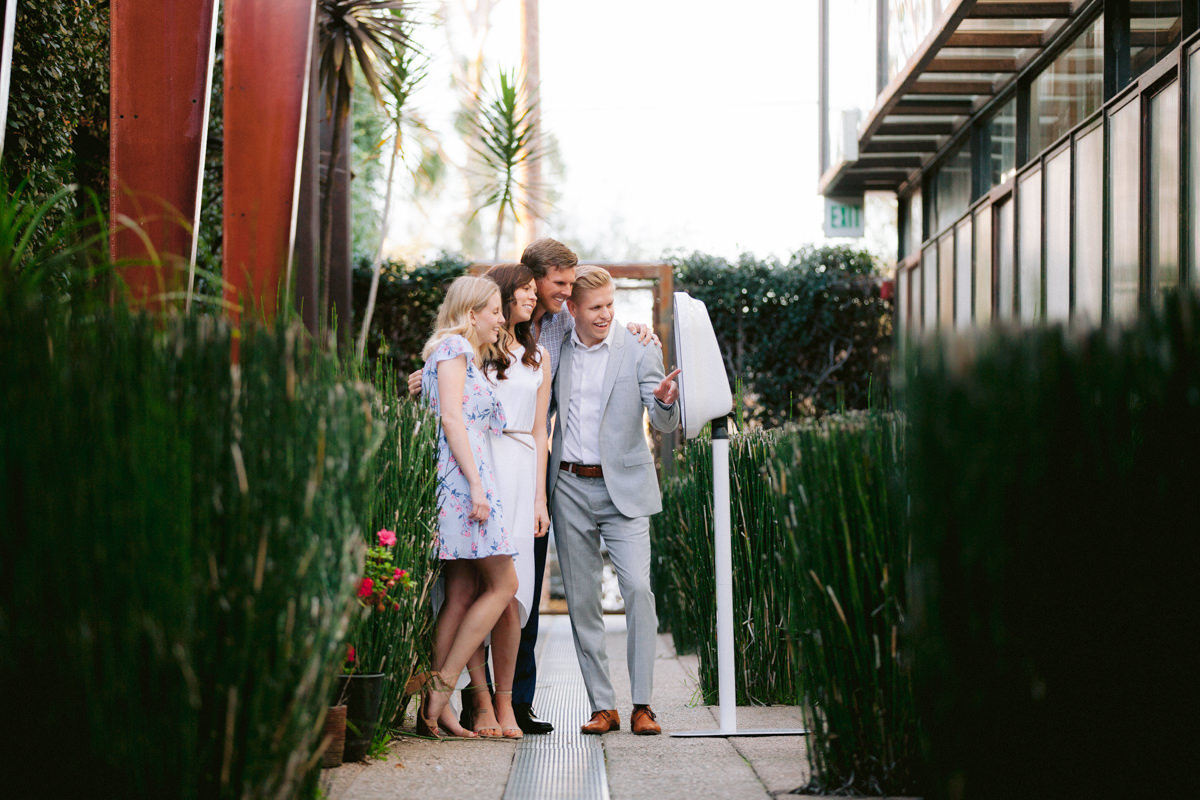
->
[[939, 232, 955, 329], [1018, 169, 1043, 321], [1109, 97, 1141, 323], [1074, 123, 1104, 324], [996, 197, 1015, 319], [1130, 1, 1182, 78], [974, 204, 993, 324], [908, 189, 924, 257], [1148, 81, 1180, 305], [1192, 48, 1200, 288], [1044, 148, 1071, 321], [826, 0, 878, 171], [934, 139, 972, 234], [982, 97, 1017, 190], [1029, 16, 1104, 158], [911, 263, 923, 334], [923, 244, 938, 330], [955, 218, 972, 329]]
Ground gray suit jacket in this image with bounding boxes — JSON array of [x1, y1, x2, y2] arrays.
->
[[549, 325, 680, 518]]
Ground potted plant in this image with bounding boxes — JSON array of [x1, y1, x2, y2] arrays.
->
[[336, 528, 415, 761]]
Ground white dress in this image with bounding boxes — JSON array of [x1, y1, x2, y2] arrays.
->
[[490, 345, 546, 627]]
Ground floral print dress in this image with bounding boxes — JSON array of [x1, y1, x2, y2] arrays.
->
[[421, 334, 515, 560]]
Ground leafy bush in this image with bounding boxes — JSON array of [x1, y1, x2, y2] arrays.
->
[[652, 412, 916, 795], [902, 293, 1200, 799], [1, 2, 109, 224], [671, 246, 892, 427], [351, 253, 470, 375]]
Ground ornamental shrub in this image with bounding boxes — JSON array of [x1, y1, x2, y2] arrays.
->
[[1, 2, 109, 226], [671, 245, 892, 427], [351, 253, 471, 375]]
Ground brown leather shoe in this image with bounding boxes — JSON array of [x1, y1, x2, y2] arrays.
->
[[580, 709, 620, 734], [630, 705, 662, 735]]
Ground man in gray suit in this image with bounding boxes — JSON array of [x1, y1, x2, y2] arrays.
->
[[549, 265, 680, 736]]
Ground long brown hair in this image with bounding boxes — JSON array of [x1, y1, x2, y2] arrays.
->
[[485, 263, 541, 372]]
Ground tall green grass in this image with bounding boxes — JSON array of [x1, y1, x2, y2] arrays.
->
[[346, 364, 440, 745], [0, 291, 373, 796], [654, 428, 802, 704], [771, 412, 914, 793], [653, 413, 916, 794], [902, 293, 1200, 799]]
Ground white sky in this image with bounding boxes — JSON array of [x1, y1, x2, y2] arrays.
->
[[384, 0, 830, 264]]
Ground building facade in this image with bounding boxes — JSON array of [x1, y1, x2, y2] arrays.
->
[[819, 0, 1200, 334]]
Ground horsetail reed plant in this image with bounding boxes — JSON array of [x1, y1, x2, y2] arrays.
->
[[654, 412, 917, 794], [344, 361, 440, 746], [1, 287, 376, 797], [771, 412, 915, 795], [901, 292, 1200, 799]]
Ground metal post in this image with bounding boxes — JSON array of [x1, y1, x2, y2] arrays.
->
[[0, 0, 17, 157], [711, 416, 736, 733]]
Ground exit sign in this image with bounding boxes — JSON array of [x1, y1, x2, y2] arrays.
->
[[824, 197, 864, 238]]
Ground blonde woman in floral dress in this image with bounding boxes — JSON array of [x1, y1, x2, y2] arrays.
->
[[442, 264, 552, 739], [418, 275, 519, 738]]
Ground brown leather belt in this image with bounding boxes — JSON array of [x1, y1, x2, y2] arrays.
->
[[559, 461, 603, 479]]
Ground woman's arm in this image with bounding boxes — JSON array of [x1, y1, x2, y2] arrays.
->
[[532, 349, 552, 537], [437, 355, 490, 522]]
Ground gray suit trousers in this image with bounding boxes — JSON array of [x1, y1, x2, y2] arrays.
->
[[552, 471, 657, 712]]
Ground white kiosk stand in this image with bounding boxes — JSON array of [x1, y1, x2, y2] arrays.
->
[[669, 292, 808, 739]]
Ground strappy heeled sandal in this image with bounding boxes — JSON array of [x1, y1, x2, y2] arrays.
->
[[463, 683, 502, 738], [415, 670, 453, 739], [493, 690, 524, 739]]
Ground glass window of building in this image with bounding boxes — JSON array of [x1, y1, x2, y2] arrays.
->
[[1028, 16, 1104, 158], [888, 0, 944, 81], [933, 139, 972, 235], [1148, 81, 1180, 306], [955, 219, 972, 329], [1044, 148, 1071, 321], [996, 197, 1015, 319], [973, 205, 992, 325], [910, 264, 923, 334], [1130, 1, 1183, 78], [1074, 122, 1104, 324], [981, 97, 1017, 191], [1018, 169, 1043, 321], [1108, 96, 1141, 323], [939, 232, 955, 329], [908, 189, 924, 254], [923, 244, 938, 330], [1191, 48, 1200, 288], [825, 0, 879, 172]]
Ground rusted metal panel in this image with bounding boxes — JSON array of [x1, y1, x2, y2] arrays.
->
[[110, 0, 219, 309], [223, 0, 314, 324]]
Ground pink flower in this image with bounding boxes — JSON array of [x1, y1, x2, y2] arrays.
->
[[392, 601, 400, 611], [377, 529, 397, 547], [394, 568, 406, 579], [357, 577, 375, 598], [346, 644, 356, 663]]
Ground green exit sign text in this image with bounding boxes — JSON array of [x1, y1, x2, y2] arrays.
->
[[824, 197, 864, 238]]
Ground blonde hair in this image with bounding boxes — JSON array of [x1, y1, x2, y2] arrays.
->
[[570, 265, 613, 297], [422, 275, 505, 361]]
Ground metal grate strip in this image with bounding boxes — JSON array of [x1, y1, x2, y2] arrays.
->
[[503, 616, 609, 800]]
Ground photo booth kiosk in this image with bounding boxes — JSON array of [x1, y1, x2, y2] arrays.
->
[[670, 292, 807, 739]]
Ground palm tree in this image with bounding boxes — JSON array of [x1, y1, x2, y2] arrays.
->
[[356, 34, 439, 360], [466, 67, 544, 261], [316, 0, 412, 337]]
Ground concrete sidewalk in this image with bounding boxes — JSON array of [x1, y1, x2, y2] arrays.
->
[[322, 614, 811, 800]]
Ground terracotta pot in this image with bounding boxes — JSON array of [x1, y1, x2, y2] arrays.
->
[[321, 704, 347, 768]]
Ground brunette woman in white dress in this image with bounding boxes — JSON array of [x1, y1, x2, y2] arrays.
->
[[441, 263, 551, 738]]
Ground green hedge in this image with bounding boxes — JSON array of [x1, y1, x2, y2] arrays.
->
[[1, 2, 109, 226], [671, 245, 892, 427], [652, 412, 916, 795], [351, 254, 470, 375], [902, 292, 1200, 799]]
